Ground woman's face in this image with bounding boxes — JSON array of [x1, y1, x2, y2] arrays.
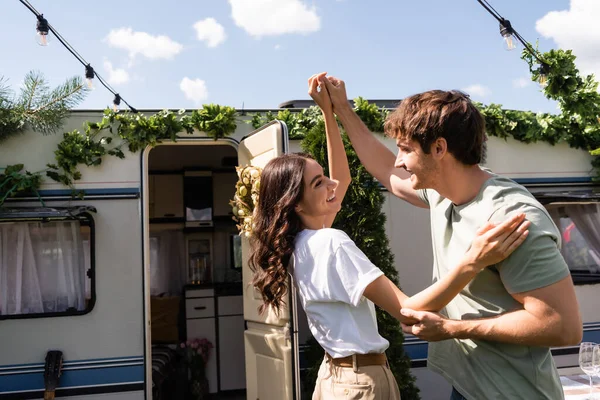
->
[[295, 158, 341, 221]]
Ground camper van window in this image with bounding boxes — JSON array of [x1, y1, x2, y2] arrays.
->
[[0, 218, 95, 319], [546, 203, 600, 285]]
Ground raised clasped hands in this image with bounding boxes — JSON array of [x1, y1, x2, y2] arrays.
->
[[308, 72, 332, 114], [308, 73, 350, 115]]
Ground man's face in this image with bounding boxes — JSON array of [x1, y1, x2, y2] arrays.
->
[[394, 138, 438, 190]]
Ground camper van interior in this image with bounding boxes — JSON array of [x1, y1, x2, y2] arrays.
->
[[146, 142, 246, 399]]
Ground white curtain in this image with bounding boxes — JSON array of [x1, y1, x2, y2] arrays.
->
[[149, 231, 186, 296], [566, 204, 600, 272], [548, 204, 600, 273], [0, 221, 87, 315]]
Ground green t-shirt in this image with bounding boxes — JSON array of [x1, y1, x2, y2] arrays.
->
[[418, 172, 569, 400]]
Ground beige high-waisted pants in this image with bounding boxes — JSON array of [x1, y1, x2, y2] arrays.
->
[[312, 356, 401, 400]]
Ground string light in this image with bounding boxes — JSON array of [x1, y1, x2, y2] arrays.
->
[[499, 19, 517, 51], [475, 0, 550, 88], [35, 14, 49, 46], [538, 63, 550, 88], [113, 94, 121, 112], [85, 64, 95, 89], [18, 0, 137, 112]]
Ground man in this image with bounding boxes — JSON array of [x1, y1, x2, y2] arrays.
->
[[319, 76, 583, 399]]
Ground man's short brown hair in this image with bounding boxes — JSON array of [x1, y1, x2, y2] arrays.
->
[[384, 90, 486, 165]]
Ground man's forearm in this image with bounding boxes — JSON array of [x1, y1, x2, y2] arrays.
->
[[446, 309, 574, 347], [335, 104, 399, 189]]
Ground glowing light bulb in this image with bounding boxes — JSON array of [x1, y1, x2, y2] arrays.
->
[[499, 19, 517, 51], [503, 35, 516, 51], [36, 32, 49, 46], [538, 63, 550, 88], [113, 94, 121, 112], [36, 15, 50, 46], [85, 65, 95, 89]]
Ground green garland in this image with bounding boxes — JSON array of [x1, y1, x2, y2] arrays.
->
[[0, 105, 237, 204], [2, 45, 600, 206], [0, 164, 44, 205]]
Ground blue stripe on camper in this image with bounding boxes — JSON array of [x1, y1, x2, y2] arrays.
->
[[36, 188, 140, 196], [512, 176, 593, 184], [582, 325, 600, 344], [402, 322, 600, 365], [0, 357, 143, 394], [0, 366, 143, 393], [0, 355, 143, 370], [403, 341, 428, 361]]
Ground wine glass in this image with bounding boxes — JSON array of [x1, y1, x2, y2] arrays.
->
[[579, 342, 598, 398], [594, 345, 600, 395]]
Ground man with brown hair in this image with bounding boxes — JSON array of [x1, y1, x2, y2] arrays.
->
[[320, 76, 582, 399]]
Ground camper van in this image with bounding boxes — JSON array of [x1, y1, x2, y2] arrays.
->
[[0, 106, 598, 400]]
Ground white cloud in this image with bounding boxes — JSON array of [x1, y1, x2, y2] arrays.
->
[[193, 18, 226, 48], [103, 60, 129, 85], [274, 44, 282, 50], [180, 77, 209, 105], [536, 0, 600, 78], [461, 84, 491, 98], [105, 28, 183, 62], [513, 77, 531, 89], [228, 0, 320, 37]]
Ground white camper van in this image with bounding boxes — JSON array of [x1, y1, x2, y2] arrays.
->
[[0, 107, 598, 400]]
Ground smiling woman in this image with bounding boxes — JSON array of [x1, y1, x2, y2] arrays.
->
[[294, 157, 343, 229]]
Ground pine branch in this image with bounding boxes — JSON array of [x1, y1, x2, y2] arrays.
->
[[22, 75, 88, 135], [0, 77, 12, 106], [0, 77, 25, 142], [26, 78, 39, 111], [19, 71, 48, 112], [28, 81, 85, 115], [0, 71, 88, 139]]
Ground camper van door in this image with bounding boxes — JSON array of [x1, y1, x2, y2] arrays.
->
[[238, 121, 300, 400]]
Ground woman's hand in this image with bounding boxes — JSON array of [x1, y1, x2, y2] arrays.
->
[[308, 72, 333, 114], [464, 213, 530, 271]]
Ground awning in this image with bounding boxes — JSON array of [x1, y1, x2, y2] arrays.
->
[[532, 188, 600, 204], [0, 206, 96, 221]]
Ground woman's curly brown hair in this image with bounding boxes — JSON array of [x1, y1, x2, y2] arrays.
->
[[249, 153, 311, 315]]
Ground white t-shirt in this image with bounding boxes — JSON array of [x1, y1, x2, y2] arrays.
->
[[292, 228, 389, 358]]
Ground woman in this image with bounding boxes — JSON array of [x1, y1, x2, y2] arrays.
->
[[249, 73, 530, 399]]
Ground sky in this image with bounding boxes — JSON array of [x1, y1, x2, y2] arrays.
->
[[1, 0, 598, 114]]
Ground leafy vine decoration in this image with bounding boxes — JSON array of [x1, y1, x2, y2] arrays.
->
[[0, 105, 237, 205]]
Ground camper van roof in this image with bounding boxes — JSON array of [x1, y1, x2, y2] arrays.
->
[[278, 99, 402, 109]]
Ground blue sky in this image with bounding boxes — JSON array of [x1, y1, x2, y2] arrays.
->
[[2, 0, 597, 113]]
